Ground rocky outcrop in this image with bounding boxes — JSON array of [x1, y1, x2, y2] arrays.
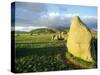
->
[[66, 16, 93, 62]]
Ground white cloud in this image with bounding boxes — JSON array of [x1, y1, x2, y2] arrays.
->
[[14, 26, 48, 32], [48, 12, 60, 19], [63, 13, 80, 17], [81, 16, 97, 19]]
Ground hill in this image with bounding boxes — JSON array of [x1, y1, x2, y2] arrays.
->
[[30, 28, 56, 34]]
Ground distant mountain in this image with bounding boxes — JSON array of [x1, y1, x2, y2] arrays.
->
[[14, 26, 70, 34], [30, 28, 57, 34], [48, 26, 70, 32], [15, 31, 29, 34]]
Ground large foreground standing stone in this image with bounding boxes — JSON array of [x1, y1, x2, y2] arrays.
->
[[66, 16, 93, 62]]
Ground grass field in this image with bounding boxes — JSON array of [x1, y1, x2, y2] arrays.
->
[[15, 32, 97, 73], [15, 33, 75, 73]]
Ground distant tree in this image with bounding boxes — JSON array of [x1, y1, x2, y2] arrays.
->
[[17, 34, 20, 36], [30, 32, 33, 36]]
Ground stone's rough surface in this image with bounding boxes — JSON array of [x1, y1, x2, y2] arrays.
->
[[66, 16, 93, 62]]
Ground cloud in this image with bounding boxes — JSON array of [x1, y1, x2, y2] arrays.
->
[[48, 12, 60, 17], [62, 13, 80, 18], [12, 2, 97, 31], [16, 2, 47, 13], [57, 5, 68, 12], [80, 16, 97, 29], [81, 16, 97, 19], [14, 26, 47, 32]]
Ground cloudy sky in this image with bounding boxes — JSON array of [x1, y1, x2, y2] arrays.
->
[[11, 2, 97, 32]]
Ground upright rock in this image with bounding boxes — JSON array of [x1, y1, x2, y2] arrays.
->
[[66, 16, 93, 62]]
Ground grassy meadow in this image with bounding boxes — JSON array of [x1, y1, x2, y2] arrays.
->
[[15, 29, 97, 73], [15, 33, 73, 73]]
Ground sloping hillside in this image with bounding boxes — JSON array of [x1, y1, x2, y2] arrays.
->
[[30, 28, 56, 34]]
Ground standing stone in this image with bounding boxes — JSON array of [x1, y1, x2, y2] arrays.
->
[[66, 16, 93, 62]]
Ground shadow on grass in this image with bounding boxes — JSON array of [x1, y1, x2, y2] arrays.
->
[[16, 46, 66, 58]]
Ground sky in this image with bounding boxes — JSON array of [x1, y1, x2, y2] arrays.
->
[[11, 2, 97, 32]]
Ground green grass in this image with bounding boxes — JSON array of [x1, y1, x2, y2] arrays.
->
[[65, 52, 96, 69], [15, 33, 97, 73], [15, 33, 73, 73], [16, 34, 64, 48]]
